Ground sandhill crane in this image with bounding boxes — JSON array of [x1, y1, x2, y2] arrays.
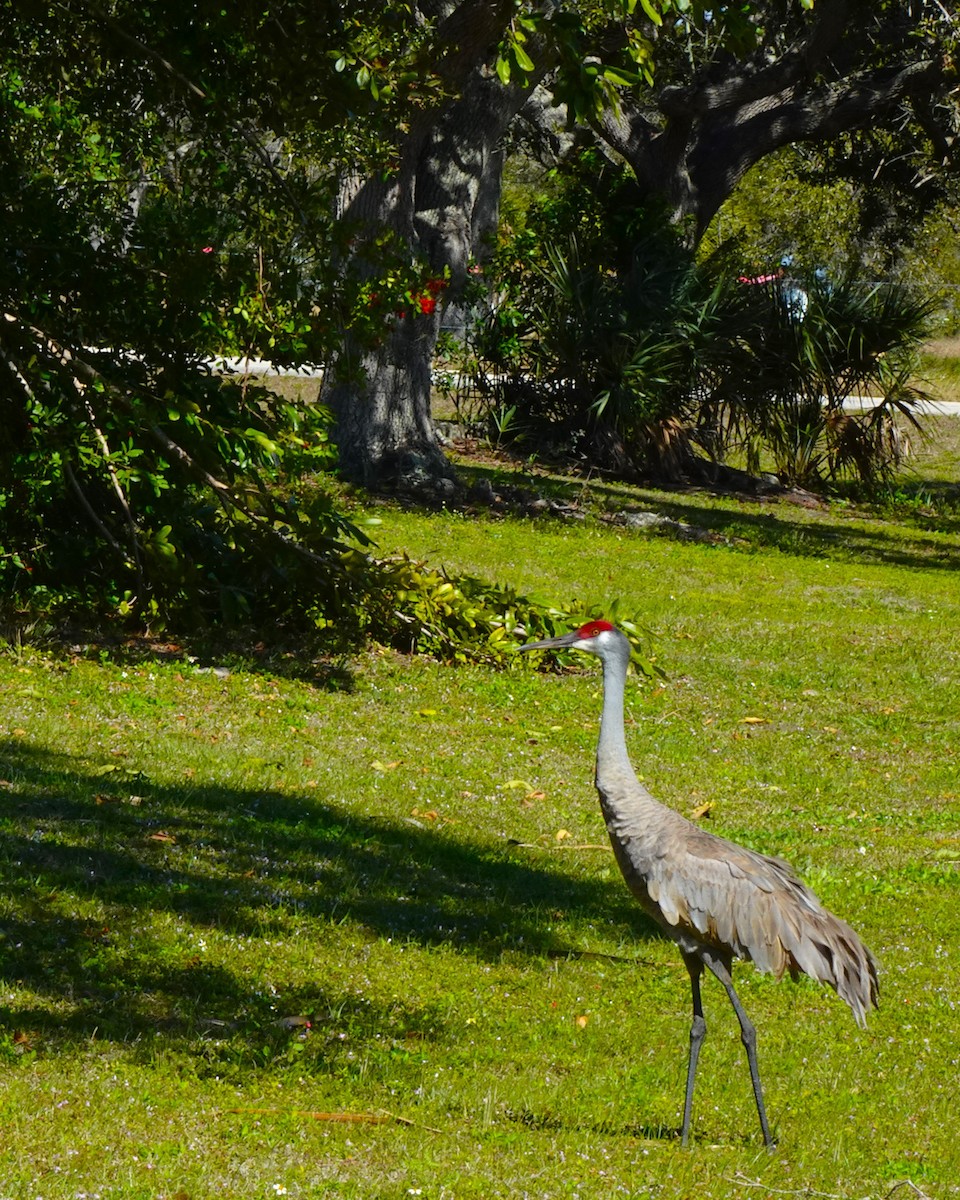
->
[[520, 620, 878, 1147]]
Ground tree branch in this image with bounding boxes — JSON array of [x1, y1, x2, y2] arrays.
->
[[2, 310, 342, 578], [658, 0, 852, 119], [69, 0, 315, 236], [144, 421, 341, 569], [62, 458, 132, 564], [79, 390, 147, 598]]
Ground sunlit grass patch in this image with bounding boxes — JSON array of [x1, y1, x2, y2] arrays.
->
[[2, 472, 960, 1197]]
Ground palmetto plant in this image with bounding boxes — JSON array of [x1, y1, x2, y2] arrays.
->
[[723, 273, 936, 487], [475, 231, 753, 479], [478, 237, 935, 489]]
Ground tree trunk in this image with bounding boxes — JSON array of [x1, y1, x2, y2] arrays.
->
[[326, 310, 454, 491], [324, 48, 538, 491]]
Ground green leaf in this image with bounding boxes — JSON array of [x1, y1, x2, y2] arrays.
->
[[603, 65, 642, 87], [513, 43, 536, 73], [639, 0, 663, 25]]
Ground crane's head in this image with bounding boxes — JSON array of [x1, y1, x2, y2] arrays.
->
[[519, 619, 624, 657]]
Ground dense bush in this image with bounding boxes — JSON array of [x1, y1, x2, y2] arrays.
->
[[474, 224, 754, 478], [334, 549, 660, 673], [474, 156, 935, 489], [0, 21, 351, 637], [722, 271, 936, 486]]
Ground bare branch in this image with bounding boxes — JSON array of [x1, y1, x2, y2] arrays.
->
[[62, 459, 131, 563], [883, 1182, 934, 1200], [79, 392, 146, 595]]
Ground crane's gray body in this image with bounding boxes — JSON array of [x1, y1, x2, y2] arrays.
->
[[522, 622, 878, 1146], [594, 631, 876, 1024]]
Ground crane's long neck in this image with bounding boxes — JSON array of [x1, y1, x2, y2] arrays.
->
[[597, 644, 634, 777], [594, 641, 660, 819]]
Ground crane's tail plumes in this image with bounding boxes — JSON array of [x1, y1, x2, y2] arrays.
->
[[739, 864, 880, 1026], [780, 907, 879, 1028], [676, 848, 880, 1027]]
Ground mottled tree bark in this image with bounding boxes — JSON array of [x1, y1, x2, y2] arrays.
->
[[324, 4, 540, 491], [326, 307, 450, 488], [590, 0, 957, 242]]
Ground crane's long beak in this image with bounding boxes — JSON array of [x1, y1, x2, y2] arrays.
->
[[519, 630, 582, 652]]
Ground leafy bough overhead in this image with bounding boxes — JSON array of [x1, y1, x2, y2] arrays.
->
[[0, 310, 659, 670]]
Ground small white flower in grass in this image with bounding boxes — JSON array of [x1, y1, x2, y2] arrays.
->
[[272, 1187, 288, 1196]]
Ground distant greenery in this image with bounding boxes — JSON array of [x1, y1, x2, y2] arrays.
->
[[706, 145, 960, 337], [702, 145, 864, 275], [920, 344, 960, 404], [474, 156, 936, 488]]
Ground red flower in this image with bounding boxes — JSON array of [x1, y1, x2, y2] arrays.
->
[[417, 294, 437, 315]]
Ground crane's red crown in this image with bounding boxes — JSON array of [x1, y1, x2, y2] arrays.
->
[[577, 619, 615, 638]]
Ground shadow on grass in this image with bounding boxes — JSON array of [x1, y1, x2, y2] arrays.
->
[[506, 1106, 683, 1143], [7, 625, 361, 692], [0, 738, 662, 1073], [453, 460, 960, 572], [648, 492, 960, 571]]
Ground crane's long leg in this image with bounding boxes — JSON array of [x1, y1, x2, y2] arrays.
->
[[680, 952, 707, 1147], [704, 953, 776, 1149]]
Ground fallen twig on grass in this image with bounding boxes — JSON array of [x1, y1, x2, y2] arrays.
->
[[883, 1182, 933, 1200], [226, 1107, 442, 1134], [726, 1173, 841, 1199], [726, 1175, 932, 1200]]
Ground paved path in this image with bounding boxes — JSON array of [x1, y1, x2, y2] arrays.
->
[[215, 360, 960, 416], [842, 397, 960, 415]]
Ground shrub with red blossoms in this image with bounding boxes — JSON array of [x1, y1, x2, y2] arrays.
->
[[413, 276, 448, 316]]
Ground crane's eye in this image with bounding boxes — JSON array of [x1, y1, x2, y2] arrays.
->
[[577, 619, 614, 638]]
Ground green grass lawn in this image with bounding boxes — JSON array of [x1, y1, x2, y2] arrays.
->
[[2, 420, 960, 1198], [921, 337, 960, 405]]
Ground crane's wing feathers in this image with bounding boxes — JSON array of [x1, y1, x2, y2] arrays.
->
[[618, 819, 878, 1026]]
